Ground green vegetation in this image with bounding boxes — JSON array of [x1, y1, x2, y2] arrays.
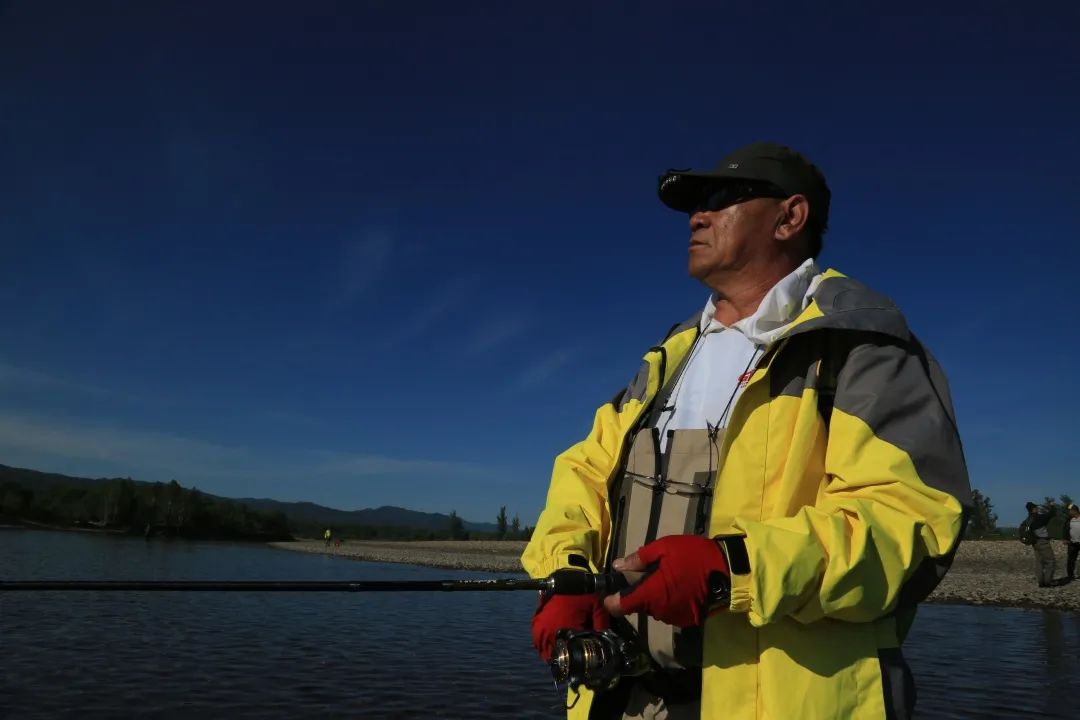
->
[[0, 472, 291, 541], [966, 489, 1075, 541], [0, 464, 535, 543]]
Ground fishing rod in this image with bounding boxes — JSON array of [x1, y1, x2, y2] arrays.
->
[[1, 568, 641, 695], [0, 569, 625, 594]]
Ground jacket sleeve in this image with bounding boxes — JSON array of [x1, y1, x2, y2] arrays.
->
[[731, 338, 970, 626], [519, 361, 653, 579], [518, 404, 623, 578]]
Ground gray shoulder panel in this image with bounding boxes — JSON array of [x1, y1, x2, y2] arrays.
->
[[795, 276, 912, 340], [833, 337, 969, 505], [663, 313, 700, 341], [610, 312, 699, 412]]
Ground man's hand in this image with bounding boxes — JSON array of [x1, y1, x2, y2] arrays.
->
[[603, 535, 729, 628], [531, 592, 610, 662]]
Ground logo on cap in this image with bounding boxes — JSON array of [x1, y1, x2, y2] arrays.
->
[[728, 163, 739, 169]]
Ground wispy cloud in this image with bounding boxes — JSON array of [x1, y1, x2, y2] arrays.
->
[[258, 409, 329, 430], [0, 410, 498, 490], [462, 317, 528, 356], [0, 359, 208, 411], [333, 231, 394, 306], [0, 361, 115, 400], [0, 411, 545, 518], [376, 276, 478, 351], [509, 345, 579, 392], [0, 412, 250, 476], [302, 451, 499, 480]]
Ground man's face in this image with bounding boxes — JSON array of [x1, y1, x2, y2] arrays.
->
[[686, 183, 785, 286]]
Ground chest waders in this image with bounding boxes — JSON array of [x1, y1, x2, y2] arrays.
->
[[603, 336, 809, 674], [611, 426, 723, 670], [605, 337, 735, 673]]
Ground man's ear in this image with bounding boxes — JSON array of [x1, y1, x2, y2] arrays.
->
[[774, 194, 810, 241]]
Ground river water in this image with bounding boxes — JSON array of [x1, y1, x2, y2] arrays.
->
[[1, 530, 1077, 719]]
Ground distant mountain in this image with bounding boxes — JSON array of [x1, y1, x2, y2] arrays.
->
[[231, 497, 497, 533], [0, 463, 497, 533], [0, 464, 105, 491]]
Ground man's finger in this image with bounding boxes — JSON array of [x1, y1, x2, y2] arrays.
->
[[603, 591, 623, 616], [611, 551, 646, 572], [610, 571, 659, 618], [602, 559, 661, 617]]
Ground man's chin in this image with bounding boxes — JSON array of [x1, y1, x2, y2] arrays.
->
[[687, 259, 710, 283]]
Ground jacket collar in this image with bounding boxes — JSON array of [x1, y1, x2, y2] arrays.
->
[[665, 268, 912, 350]]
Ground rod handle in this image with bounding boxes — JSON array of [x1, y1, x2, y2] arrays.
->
[[546, 569, 628, 595]]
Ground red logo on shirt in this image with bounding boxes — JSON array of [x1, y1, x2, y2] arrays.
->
[[738, 370, 754, 386]]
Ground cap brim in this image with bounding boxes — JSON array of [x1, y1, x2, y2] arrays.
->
[[657, 169, 764, 212]]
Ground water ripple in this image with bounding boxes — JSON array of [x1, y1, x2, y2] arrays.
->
[[2, 531, 1078, 719]]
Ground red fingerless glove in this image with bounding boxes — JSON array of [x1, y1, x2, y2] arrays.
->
[[617, 535, 729, 628], [531, 592, 610, 662]]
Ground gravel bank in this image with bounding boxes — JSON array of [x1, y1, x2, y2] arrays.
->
[[269, 539, 1080, 611], [268, 539, 529, 573], [928, 539, 1078, 611]]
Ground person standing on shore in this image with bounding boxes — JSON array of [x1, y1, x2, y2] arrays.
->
[[522, 142, 970, 720], [1064, 503, 1080, 581], [324, 528, 332, 548], [1020, 502, 1055, 587]]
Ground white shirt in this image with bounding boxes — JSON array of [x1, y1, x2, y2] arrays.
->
[[1069, 516, 1080, 543], [655, 258, 821, 451]]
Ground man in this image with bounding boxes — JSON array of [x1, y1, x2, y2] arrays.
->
[[1065, 503, 1080, 581], [522, 143, 970, 720], [1019, 501, 1055, 586]]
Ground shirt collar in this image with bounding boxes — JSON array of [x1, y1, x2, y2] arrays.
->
[[700, 257, 821, 344]]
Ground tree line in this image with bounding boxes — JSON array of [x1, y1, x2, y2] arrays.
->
[[439, 506, 534, 541], [0, 468, 536, 543], [5, 471, 1062, 546], [967, 489, 1074, 540], [0, 476, 292, 541]]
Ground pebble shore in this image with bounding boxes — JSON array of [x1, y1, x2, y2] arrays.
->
[[268, 538, 1080, 612]]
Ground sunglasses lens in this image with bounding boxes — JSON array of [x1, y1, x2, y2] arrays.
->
[[696, 185, 747, 213], [693, 183, 784, 214]]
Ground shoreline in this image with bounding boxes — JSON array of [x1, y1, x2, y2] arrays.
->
[[268, 539, 529, 573], [268, 539, 1080, 612]]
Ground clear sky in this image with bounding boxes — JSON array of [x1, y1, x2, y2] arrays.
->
[[2, 1, 1078, 528]]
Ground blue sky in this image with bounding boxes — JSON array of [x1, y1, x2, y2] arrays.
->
[[1, 1, 1078, 527]]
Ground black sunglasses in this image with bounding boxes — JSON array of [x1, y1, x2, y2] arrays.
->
[[691, 182, 789, 215]]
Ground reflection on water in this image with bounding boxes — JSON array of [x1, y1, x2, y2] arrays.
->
[[905, 601, 1079, 719], [1, 530, 1077, 719]]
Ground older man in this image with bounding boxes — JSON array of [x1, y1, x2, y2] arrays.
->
[[522, 143, 970, 720]]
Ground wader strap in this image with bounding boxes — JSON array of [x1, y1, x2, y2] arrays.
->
[[641, 341, 698, 430]]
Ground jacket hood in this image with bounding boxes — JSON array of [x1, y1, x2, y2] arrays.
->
[[785, 269, 911, 341]]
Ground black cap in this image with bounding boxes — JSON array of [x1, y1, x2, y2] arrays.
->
[[658, 142, 831, 225], [1026, 502, 1038, 510]]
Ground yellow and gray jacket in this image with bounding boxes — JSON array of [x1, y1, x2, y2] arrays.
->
[[522, 269, 970, 720]]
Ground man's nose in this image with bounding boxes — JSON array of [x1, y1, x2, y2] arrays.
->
[[689, 211, 710, 231]]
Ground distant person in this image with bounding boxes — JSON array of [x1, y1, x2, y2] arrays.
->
[[324, 528, 332, 548], [1065, 503, 1080, 581], [1019, 502, 1055, 586]]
